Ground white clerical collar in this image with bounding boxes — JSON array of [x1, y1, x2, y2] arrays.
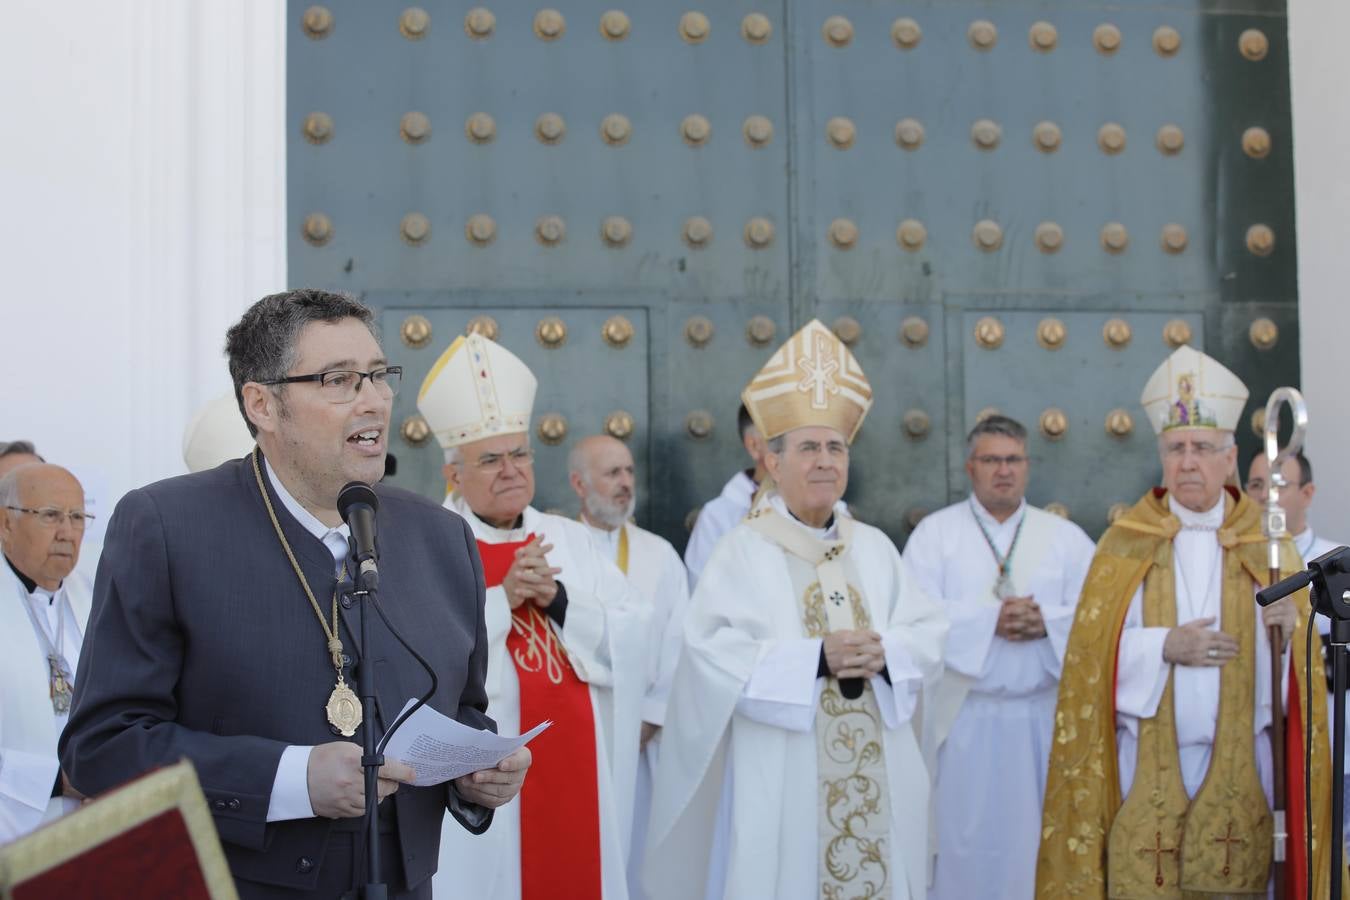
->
[[264, 459, 350, 564], [968, 494, 1026, 530], [769, 493, 838, 539], [1167, 492, 1226, 530]]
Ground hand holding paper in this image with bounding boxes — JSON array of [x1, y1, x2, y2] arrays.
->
[[381, 699, 548, 790], [454, 745, 532, 810]]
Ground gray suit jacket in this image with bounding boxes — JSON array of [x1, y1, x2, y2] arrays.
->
[[60, 454, 493, 895]]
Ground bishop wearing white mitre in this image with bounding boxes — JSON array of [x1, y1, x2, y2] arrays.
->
[[420, 332, 650, 900]]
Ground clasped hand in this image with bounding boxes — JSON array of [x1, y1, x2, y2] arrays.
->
[[823, 629, 885, 680], [996, 596, 1046, 641], [501, 535, 562, 611]]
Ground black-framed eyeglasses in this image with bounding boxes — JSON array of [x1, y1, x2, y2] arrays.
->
[[5, 506, 95, 528], [262, 366, 403, 403]]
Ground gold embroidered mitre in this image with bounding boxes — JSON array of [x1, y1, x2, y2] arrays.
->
[[1140, 344, 1248, 435], [417, 333, 538, 448], [742, 319, 873, 443], [182, 393, 255, 473]]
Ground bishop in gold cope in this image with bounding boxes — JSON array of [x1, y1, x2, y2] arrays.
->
[[1036, 344, 1346, 898]]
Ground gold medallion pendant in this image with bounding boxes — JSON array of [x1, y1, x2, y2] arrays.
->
[[327, 678, 362, 737]]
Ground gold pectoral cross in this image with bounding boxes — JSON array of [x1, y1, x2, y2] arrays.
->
[[1138, 831, 1177, 888]]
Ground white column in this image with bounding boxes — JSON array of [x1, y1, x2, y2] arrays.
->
[[0, 0, 286, 540], [1289, 0, 1350, 540]]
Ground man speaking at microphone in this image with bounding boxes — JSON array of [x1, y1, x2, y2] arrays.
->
[[61, 289, 528, 898]]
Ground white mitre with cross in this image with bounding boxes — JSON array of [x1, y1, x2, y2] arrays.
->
[[742, 318, 873, 443], [417, 332, 539, 449], [182, 392, 256, 473], [1139, 344, 1249, 435]]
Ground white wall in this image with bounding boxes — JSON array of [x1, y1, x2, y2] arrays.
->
[[0, 1, 286, 542], [1290, 0, 1350, 541]]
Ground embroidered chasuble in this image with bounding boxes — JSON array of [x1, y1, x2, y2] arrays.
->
[[747, 509, 892, 899], [476, 538, 603, 900], [1036, 488, 1346, 899]]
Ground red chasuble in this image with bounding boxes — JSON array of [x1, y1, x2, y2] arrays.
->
[[476, 537, 603, 900]]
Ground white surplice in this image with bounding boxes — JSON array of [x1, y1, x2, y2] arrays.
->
[[1114, 494, 1286, 802], [683, 470, 757, 588], [580, 518, 691, 900], [901, 496, 1095, 900], [645, 498, 947, 900], [435, 496, 652, 900], [1, 560, 91, 843]]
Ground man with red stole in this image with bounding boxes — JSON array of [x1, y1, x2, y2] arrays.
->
[[422, 332, 649, 900], [1037, 345, 1346, 898]]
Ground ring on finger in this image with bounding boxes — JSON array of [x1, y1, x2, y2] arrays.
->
[[1206, 647, 1218, 659]]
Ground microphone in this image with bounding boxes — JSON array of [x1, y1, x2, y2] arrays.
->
[[1256, 570, 1312, 607], [337, 481, 380, 590]]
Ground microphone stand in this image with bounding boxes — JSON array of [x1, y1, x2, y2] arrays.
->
[[1259, 544, 1350, 899], [1334, 610, 1347, 900], [345, 548, 386, 900]]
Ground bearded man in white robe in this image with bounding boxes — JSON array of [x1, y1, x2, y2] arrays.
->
[[645, 319, 947, 900], [419, 333, 650, 900], [568, 433, 690, 900], [902, 414, 1094, 900]]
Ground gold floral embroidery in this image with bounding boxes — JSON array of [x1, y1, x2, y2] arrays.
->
[[803, 582, 872, 636], [510, 606, 568, 684], [804, 581, 889, 899]]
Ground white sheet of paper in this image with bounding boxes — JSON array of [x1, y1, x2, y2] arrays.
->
[[381, 698, 551, 787]]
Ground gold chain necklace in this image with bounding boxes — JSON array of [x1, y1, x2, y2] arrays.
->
[[251, 449, 361, 737]]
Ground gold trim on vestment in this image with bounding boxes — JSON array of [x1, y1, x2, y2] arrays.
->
[[804, 582, 890, 900], [747, 505, 891, 899], [1036, 489, 1345, 899], [510, 605, 569, 684], [1107, 496, 1271, 897]]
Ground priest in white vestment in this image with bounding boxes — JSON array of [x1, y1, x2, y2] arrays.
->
[[902, 414, 1094, 900], [683, 404, 766, 586], [568, 433, 690, 900], [646, 319, 947, 900], [419, 333, 650, 900], [0, 464, 93, 842]]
